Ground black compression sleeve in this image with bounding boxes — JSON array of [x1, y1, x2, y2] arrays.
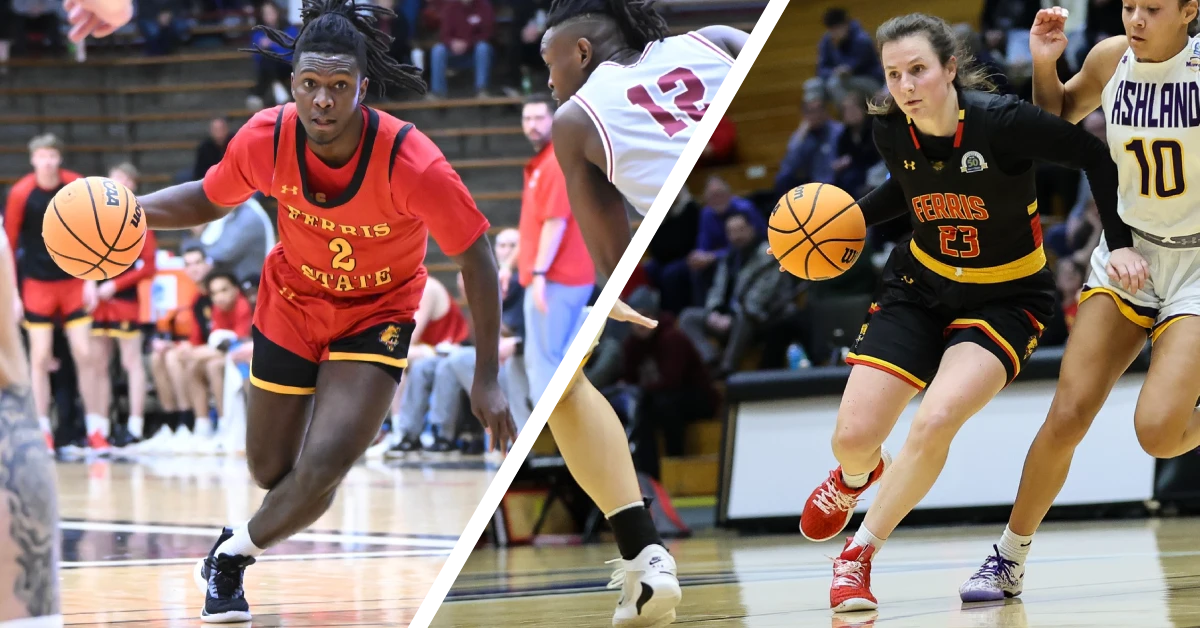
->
[[857, 176, 909, 226], [990, 99, 1131, 249]]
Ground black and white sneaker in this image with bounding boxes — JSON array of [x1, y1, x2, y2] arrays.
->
[[607, 544, 681, 627], [385, 435, 423, 459], [192, 527, 255, 623]]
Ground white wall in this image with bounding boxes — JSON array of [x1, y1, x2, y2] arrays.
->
[[724, 375, 1155, 521]]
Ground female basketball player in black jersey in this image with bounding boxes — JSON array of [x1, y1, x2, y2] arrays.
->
[[787, 14, 1149, 612]]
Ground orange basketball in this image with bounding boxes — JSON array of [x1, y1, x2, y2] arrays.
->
[[768, 183, 866, 280], [43, 176, 146, 281]]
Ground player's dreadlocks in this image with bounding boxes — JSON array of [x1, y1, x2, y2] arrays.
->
[[247, 0, 426, 95], [546, 0, 670, 51]]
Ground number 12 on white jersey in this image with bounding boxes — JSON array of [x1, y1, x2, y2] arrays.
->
[[626, 67, 710, 138]]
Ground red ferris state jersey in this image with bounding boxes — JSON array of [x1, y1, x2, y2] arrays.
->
[[203, 104, 490, 308]]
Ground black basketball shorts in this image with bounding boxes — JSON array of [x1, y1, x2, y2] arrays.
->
[[846, 240, 1056, 390]]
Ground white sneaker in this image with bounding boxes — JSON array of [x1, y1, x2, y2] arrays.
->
[[169, 426, 196, 454], [608, 544, 681, 627], [139, 425, 175, 454], [364, 431, 396, 459]]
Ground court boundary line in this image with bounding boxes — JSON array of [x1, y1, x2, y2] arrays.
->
[[59, 517, 461, 541], [406, 3, 794, 626], [62, 548, 451, 569], [60, 521, 458, 549]]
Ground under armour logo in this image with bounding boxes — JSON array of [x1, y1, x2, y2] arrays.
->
[[281, 185, 298, 195], [904, 161, 916, 170], [278, 286, 296, 300]]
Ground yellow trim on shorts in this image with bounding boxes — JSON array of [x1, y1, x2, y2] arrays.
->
[[63, 316, 92, 330], [1079, 287, 1155, 329], [326, 352, 409, 368], [909, 240, 1046, 284], [948, 318, 1020, 377], [845, 352, 927, 390], [1151, 314, 1196, 344], [91, 327, 140, 339], [249, 375, 315, 395], [21, 321, 53, 330]]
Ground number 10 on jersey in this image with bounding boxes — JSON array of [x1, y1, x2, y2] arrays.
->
[[1125, 138, 1185, 199], [626, 67, 709, 138]]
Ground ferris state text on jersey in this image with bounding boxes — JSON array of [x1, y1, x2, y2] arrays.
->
[[275, 197, 397, 293]]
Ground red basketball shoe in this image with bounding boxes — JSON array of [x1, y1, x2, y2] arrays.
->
[[800, 450, 891, 542], [831, 538, 877, 612]]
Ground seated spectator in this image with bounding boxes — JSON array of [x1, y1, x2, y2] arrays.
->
[[1079, 0, 1123, 68], [510, 0, 550, 94], [643, 188, 701, 314], [182, 195, 273, 284], [1046, 111, 1106, 262], [249, 2, 297, 107], [981, 0, 1041, 68], [374, 0, 422, 77], [953, 23, 1011, 94], [430, 0, 495, 98], [831, 92, 879, 197], [387, 276, 471, 455], [193, 118, 230, 182], [775, 98, 844, 197], [144, 246, 213, 451], [621, 287, 717, 480], [214, 275, 259, 456], [11, 0, 62, 55], [804, 8, 883, 105], [684, 176, 767, 307], [186, 269, 253, 451], [678, 212, 795, 376], [135, 0, 189, 56], [489, 229, 534, 430]]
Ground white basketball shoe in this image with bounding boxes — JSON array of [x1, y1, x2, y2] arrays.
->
[[608, 544, 682, 627]]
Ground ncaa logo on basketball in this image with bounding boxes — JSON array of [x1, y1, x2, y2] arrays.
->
[[960, 151, 988, 174], [102, 179, 122, 206]]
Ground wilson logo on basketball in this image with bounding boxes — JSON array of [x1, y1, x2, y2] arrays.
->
[[841, 248, 859, 265], [129, 203, 143, 229]]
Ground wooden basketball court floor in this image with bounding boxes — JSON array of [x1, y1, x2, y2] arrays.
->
[[59, 458, 1200, 628]]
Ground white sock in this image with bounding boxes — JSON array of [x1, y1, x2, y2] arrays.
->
[[37, 416, 52, 433], [215, 525, 264, 559], [85, 414, 110, 437], [127, 416, 143, 439], [851, 524, 885, 554], [998, 525, 1033, 563], [842, 469, 871, 489], [605, 501, 645, 519]]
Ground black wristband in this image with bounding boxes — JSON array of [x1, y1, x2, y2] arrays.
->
[[532, 270, 547, 276]]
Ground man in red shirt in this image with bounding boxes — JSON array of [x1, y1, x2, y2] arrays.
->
[[517, 95, 594, 399], [91, 163, 157, 448], [187, 269, 253, 437], [134, 0, 513, 620], [4, 134, 108, 453]]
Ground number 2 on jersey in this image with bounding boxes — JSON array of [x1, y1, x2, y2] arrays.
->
[[938, 225, 980, 258], [1125, 138, 1185, 199], [329, 237, 356, 271], [626, 67, 707, 138]]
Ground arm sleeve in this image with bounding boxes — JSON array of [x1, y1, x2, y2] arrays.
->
[[399, 153, 491, 257], [991, 99, 1131, 249], [110, 230, 158, 292], [855, 117, 911, 226], [4, 183, 26, 252], [201, 114, 275, 208]]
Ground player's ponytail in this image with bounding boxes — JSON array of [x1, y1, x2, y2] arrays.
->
[[867, 13, 996, 117], [546, 0, 670, 50], [247, 0, 426, 96]]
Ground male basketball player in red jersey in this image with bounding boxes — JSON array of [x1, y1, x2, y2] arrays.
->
[[4, 134, 109, 453], [90, 163, 157, 448], [133, 0, 514, 621]]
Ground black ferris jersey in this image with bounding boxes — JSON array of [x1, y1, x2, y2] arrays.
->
[[861, 89, 1125, 284]]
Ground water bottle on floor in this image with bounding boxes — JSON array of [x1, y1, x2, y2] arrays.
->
[[787, 344, 811, 370]]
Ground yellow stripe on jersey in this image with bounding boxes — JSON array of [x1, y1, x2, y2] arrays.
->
[[909, 240, 1046, 284]]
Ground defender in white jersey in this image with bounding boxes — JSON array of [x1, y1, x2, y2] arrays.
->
[[530, 0, 745, 625], [961, 2, 1200, 603]]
